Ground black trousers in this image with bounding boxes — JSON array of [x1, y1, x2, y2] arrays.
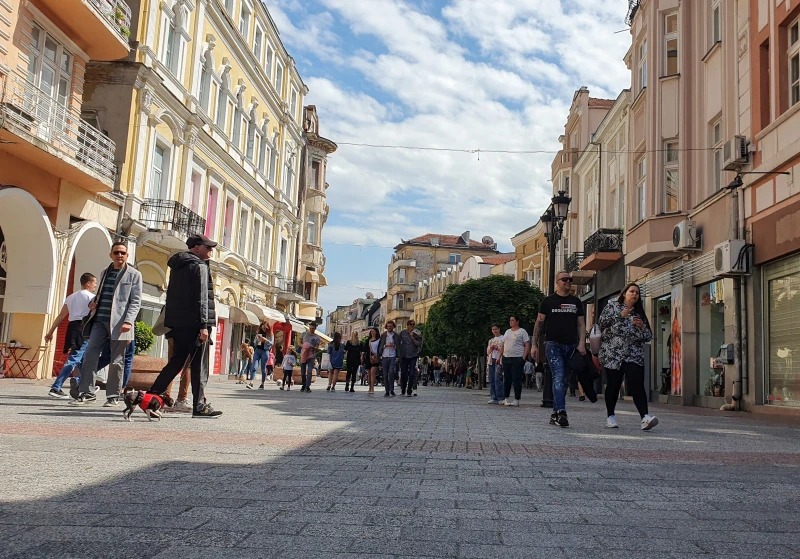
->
[[150, 329, 208, 411], [345, 359, 359, 386], [502, 356, 524, 400], [604, 362, 649, 418], [400, 356, 417, 394]]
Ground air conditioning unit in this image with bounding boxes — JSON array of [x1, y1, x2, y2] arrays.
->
[[672, 220, 700, 250], [722, 135, 748, 170], [714, 239, 750, 276]]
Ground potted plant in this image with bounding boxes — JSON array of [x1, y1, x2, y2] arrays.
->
[[128, 321, 167, 390]]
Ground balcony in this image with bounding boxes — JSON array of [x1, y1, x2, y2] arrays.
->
[[388, 308, 413, 320], [38, 0, 131, 60], [626, 214, 685, 269], [1, 73, 117, 191], [140, 199, 205, 238], [388, 280, 416, 294], [551, 148, 578, 177], [579, 228, 624, 271], [276, 276, 306, 303], [564, 252, 593, 285]]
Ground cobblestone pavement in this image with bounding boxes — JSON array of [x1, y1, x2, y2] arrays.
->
[[1, 377, 800, 559]]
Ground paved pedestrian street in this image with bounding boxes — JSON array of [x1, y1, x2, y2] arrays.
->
[[1, 378, 799, 559]]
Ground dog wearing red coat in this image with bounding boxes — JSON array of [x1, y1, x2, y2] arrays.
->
[[122, 388, 174, 421]]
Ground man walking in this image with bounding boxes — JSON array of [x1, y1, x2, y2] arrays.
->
[[533, 271, 586, 428], [300, 322, 321, 392], [44, 273, 96, 397], [71, 243, 141, 406], [398, 319, 422, 397], [149, 234, 222, 418], [378, 320, 400, 397]]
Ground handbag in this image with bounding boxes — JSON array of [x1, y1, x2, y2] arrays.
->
[[370, 353, 379, 365]]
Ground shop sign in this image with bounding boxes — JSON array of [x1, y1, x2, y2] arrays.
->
[[213, 319, 225, 375]]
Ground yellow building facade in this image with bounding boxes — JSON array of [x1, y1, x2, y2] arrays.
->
[[511, 221, 548, 293]]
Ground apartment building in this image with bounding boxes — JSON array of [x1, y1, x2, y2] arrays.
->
[[0, 0, 132, 377], [81, 0, 315, 376], [388, 232, 499, 328], [511, 221, 548, 293], [325, 295, 377, 339]]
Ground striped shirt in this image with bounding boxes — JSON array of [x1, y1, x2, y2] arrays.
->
[[94, 268, 119, 322]]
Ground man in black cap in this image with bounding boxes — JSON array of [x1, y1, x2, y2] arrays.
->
[[149, 234, 222, 418]]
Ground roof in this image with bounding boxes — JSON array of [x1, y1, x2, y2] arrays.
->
[[588, 97, 615, 109], [481, 254, 515, 265], [400, 233, 495, 250]]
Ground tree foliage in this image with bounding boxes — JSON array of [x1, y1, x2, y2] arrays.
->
[[423, 275, 544, 359]]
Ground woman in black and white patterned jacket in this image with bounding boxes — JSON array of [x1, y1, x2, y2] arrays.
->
[[598, 283, 659, 431]]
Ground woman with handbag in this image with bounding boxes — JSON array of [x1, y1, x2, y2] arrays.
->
[[598, 282, 658, 431], [366, 327, 380, 395], [344, 331, 362, 393]]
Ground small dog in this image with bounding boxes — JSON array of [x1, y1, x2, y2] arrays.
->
[[122, 389, 175, 421]]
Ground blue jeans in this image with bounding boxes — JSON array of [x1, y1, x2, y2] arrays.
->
[[300, 358, 315, 389], [546, 342, 576, 413], [240, 360, 251, 377], [488, 358, 503, 401], [381, 356, 396, 394], [250, 347, 269, 381], [52, 340, 134, 390]]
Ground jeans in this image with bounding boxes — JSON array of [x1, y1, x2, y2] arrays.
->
[[381, 356, 396, 394], [400, 356, 417, 394], [150, 328, 209, 411], [251, 347, 269, 382], [53, 339, 134, 391], [78, 321, 129, 398], [488, 359, 503, 401], [300, 358, 315, 390], [434, 370, 441, 384], [605, 362, 649, 418], [546, 342, 576, 413], [240, 360, 251, 377], [502, 356, 524, 401]]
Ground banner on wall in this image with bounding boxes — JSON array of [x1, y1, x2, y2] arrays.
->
[[213, 319, 225, 375], [670, 285, 682, 395]]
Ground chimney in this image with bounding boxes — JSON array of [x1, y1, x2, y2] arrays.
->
[[461, 231, 471, 245]]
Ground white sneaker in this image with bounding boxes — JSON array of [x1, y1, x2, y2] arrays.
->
[[503, 399, 519, 407], [174, 399, 192, 411], [488, 399, 499, 404], [641, 414, 659, 431], [511, 399, 520, 407], [606, 415, 619, 428]]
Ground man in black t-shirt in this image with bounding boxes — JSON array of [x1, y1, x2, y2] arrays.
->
[[533, 271, 586, 428]]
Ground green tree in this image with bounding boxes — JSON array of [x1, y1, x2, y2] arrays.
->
[[423, 275, 544, 360]]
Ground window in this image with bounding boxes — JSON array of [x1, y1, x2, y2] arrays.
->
[[290, 87, 298, 119], [246, 119, 256, 160], [233, 106, 244, 151], [199, 66, 211, 112], [239, 3, 250, 38], [205, 184, 219, 239], [269, 145, 278, 183], [26, 25, 72, 109], [164, 24, 179, 74], [275, 62, 284, 94], [610, 188, 618, 227], [394, 267, 406, 285], [252, 216, 262, 265], [262, 225, 272, 268], [148, 144, 169, 199], [712, 120, 723, 193], [222, 198, 235, 247], [636, 156, 646, 223], [215, 90, 227, 129], [188, 170, 202, 214], [257, 132, 266, 174], [254, 26, 263, 62], [265, 44, 274, 78], [307, 213, 317, 245], [448, 253, 461, 264], [394, 294, 405, 310], [224, 0, 233, 14], [311, 161, 321, 189], [619, 180, 626, 228], [237, 207, 249, 256], [563, 173, 570, 194], [664, 13, 678, 75], [711, 0, 721, 45], [664, 141, 679, 212], [789, 19, 800, 107], [637, 40, 647, 92]]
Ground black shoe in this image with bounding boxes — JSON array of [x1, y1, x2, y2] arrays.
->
[[350, 387, 355, 393], [193, 404, 223, 418], [407, 392, 413, 397], [384, 393, 390, 398], [556, 410, 569, 428], [49, 388, 68, 399], [326, 386, 331, 391], [401, 390, 406, 395], [579, 395, 586, 402], [102, 397, 120, 408], [258, 384, 264, 390], [69, 378, 79, 400], [306, 387, 311, 393], [549, 412, 558, 425], [390, 391, 396, 397], [69, 392, 97, 406]]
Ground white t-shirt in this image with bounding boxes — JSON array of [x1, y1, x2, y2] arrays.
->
[[502, 328, 530, 358], [369, 339, 379, 356], [488, 335, 504, 360], [65, 289, 95, 321], [282, 354, 296, 370], [383, 332, 397, 358]]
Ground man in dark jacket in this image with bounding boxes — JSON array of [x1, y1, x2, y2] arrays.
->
[[149, 234, 222, 418]]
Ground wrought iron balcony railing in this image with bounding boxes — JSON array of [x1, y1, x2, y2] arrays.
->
[[565, 252, 585, 273], [1, 72, 117, 181], [139, 199, 206, 237], [625, 0, 641, 25], [88, 0, 133, 41], [583, 228, 624, 256], [276, 276, 306, 297]]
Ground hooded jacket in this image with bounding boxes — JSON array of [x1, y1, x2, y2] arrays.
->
[[164, 251, 216, 331]]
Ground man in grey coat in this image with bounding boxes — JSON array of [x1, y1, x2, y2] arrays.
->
[[70, 242, 142, 406]]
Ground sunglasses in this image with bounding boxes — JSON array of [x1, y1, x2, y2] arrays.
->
[[112, 251, 127, 256], [559, 277, 573, 283]]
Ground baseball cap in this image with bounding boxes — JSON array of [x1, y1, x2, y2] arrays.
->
[[186, 234, 218, 249]]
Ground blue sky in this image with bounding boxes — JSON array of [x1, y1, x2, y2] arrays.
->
[[263, 0, 632, 322]]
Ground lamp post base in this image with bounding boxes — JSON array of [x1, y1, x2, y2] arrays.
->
[[541, 361, 554, 408]]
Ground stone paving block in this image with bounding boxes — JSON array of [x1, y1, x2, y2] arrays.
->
[[459, 543, 567, 559], [348, 538, 458, 557]]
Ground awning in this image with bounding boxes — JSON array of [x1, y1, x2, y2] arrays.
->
[[246, 302, 286, 324], [229, 307, 259, 326], [284, 314, 307, 333], [216, 303, 230, 319], [304, 270, 320, 283], [317, 331, 333, 344], [318, 273, 328, 287]]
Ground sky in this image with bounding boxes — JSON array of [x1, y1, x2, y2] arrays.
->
[[263, 0, 633, 322]]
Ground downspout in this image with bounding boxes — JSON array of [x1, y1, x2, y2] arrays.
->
[[589, 136, 602, 323]]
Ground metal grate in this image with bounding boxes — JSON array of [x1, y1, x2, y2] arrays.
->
[[584, 228, 624, 255], [139, 199, 206, 237], [625, 0, 640, 26], [565, 252, 585, 272]]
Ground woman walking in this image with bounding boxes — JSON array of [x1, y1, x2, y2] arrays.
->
[[366, 327, 380, 395], [344, 331, 362, 393], [419, 357, 429, 386], [499, 316, 530, 407], [598, 282, 659, 430], [249, 321, 274, 389], [432, 357, 441, 386], [327, 332, 345, 391]]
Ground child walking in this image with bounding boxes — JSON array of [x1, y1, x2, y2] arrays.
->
[[238, 339, 253, 384], [280, 348, 296, 390]]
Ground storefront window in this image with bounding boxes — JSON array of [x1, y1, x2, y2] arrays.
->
[[766, 259, 800, 406], [654, 295, 672, 394], [697, 281, 725, 397]]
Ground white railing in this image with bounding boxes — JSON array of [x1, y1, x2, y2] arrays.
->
[[1, 73, 117, 182], [87, 0, 132, 41]]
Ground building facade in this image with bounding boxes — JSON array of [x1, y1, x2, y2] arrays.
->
[[0, 0, 133, 377], [511, 221, 548, 293], [388, 232, 499, 328]]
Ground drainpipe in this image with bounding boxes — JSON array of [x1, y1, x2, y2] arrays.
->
[[722, 187, 745, 411], [589, 135, 602, 322]]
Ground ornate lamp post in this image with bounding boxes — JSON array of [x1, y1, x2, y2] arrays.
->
[[540, 191, 571, 408]]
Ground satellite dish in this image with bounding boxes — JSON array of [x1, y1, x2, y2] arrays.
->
[[482, 236, 494, 245]]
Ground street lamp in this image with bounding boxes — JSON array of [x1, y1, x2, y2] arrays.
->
[[539, 190, 572, 408]]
